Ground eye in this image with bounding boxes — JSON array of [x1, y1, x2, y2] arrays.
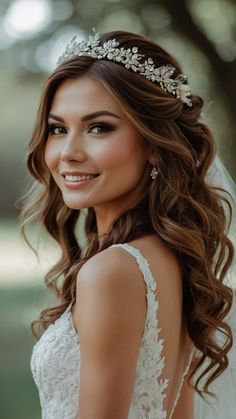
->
[[88, 122, 114, 134], [48, 124, 66, 136]]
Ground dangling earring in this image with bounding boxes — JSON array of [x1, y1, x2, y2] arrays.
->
[[150, 164, 158, 180]]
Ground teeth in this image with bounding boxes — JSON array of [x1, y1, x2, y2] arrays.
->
[[65, 174, 96, 182]]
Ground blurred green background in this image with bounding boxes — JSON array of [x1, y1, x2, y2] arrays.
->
[[0, 0, 236, 418]]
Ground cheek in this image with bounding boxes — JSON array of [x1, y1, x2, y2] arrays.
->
[[94, 136, 139, 169]]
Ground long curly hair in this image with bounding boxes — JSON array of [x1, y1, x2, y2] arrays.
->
[[19, 31, 234, 400]]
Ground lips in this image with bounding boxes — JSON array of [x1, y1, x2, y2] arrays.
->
[[61, 171, 100, 189]]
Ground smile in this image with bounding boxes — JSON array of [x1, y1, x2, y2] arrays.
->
[[62, 174, 100, 189], [65, 174, 97, 182]]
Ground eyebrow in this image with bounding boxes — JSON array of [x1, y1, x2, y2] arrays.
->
[[48, 110, 120, 122]]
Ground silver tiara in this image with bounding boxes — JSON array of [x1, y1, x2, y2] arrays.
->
[[57, 30, 192, 107]]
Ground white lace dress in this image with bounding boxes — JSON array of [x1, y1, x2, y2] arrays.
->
[[30, 243, 195, 419]]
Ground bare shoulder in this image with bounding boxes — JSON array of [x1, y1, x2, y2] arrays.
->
[[77, 244, 135, 283], [74, 244, 148, 342], [77, 233, 182, 293], [76, 241, 155, 293]]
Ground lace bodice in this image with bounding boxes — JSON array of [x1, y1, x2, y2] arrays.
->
[[31, 243, 194, 419]]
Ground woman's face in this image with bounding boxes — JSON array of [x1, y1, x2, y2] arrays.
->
[[45, 75, 151, 232]]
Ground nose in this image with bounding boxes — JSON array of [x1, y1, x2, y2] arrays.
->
[[61, 132, 86, 162]]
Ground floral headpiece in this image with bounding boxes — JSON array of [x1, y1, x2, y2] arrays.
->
[[57, 29, 192, 107]]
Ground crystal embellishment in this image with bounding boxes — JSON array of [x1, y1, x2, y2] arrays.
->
[[150, 166, 158, 180], [57, 30, 192, 107]]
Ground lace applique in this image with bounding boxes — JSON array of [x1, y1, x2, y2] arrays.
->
[[30, 302, 80, 419], [110, 243, 170, 419]]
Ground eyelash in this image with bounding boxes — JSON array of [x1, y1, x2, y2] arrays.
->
[[48, 122, 114, 136], [89, 122, 114, 134], [48, 124, 65, 135]]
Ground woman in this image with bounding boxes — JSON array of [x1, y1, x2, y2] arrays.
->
[[20, 30, 236, 419]]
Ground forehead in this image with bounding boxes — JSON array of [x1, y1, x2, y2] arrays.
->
[[50, 75, 124, 116]]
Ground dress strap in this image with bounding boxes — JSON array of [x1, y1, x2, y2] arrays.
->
[[108, 243, 160, 342], [109, 243, 157, 295], [168, 347, 196, 419], [109, 242, 169, 414]]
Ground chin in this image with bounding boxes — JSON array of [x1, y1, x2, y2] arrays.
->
[[64, 202, 85, 210], [62, 198, 90, 210]]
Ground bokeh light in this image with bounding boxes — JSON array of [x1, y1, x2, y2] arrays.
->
[[0, 16, 15, 49], [3, 0, 52, 39], [141, 4, 171, 31], [101, 9, 144, 34], [35, 26, 85, 72], [53, 0, 74, 21], [189, 0, 236, 61]]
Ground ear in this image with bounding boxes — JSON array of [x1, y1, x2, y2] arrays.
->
[[147, 148, 158, 165]]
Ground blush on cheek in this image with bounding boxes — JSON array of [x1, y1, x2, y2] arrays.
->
[[95, 141, 137, 169]]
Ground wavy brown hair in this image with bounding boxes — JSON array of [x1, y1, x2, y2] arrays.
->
[[19, 31, 234, 400]]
